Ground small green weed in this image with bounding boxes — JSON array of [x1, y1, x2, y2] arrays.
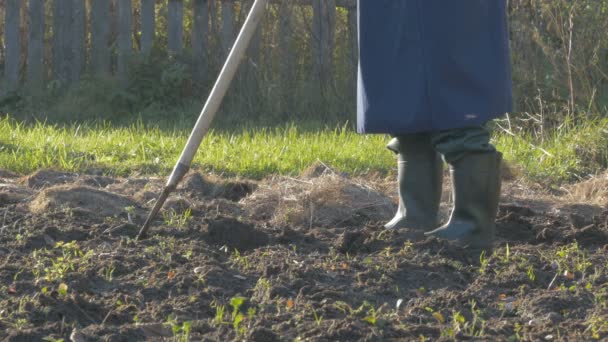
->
[[230, 296, 247, 335], [31, 241, 92, 282], [163, 208, 192, 228]]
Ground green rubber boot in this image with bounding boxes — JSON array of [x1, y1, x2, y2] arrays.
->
[[384, 135, 443, 230], [425, 152, 502, 253]]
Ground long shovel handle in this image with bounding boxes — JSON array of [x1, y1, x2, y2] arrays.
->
[[167, 0, 268, 187], [136, 0, 268, 241]]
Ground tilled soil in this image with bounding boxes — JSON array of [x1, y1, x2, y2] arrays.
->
[[0, 169, 607, 341]]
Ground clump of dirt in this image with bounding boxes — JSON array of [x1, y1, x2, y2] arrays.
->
[[0, 169, 19, 179], [107, 178, 157, 197], [0, 183, 34, 205], [20, 169, 79, 189], [242, 174, 394, 229], [180, 172, 256, 202], [203, 216, 269, 251], [519, 290, 595, 322], [29, 184, 138, 217], [300, 161, 335, 179], [75, 175, 119, 188]]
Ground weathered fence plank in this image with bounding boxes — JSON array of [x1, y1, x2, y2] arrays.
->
[[4, 0, 21, 92], [168, 0, 184, 55], [311, 0, 336, 90], [141, 0, 155, 54], [241, 0, 261, 67], [278, 1, 295, 111], [27, 0, 44, 88], [193, 0, 209, 82], [221, 0, 235, 57], [72, 0, 85, 82], [239, 0, 262, 91], [53, 0, 74, 83], [347, 7, 357, 94], [117, 0, 133, 83], [3, 0, 356, 95], [90, 0, 111, 76]]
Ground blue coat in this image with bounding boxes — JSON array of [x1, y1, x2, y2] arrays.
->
[[357, 0, 513, 134]]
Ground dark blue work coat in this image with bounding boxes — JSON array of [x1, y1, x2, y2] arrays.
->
[[357, 0, 513, 134]]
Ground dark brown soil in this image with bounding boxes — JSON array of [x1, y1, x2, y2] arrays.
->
[[0, 170, 607, 341]]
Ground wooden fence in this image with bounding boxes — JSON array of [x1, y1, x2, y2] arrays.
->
[[0, 0, 358, 97]]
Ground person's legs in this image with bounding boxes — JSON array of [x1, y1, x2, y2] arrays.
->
[[384, 134, 443, 230], [425, 125, 502, 254], [430, 126, 496, 164]]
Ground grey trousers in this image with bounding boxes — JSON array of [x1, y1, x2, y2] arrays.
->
[[397, 125, 496, 163]]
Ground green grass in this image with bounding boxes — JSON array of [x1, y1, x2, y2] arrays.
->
[[495, 118, 608, 183], [1, 116, 606, 183], [0, 117, 394, 178]]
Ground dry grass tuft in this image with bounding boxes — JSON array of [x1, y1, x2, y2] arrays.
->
[[561, 171, 608, 206], [242, 172, 395, 229]]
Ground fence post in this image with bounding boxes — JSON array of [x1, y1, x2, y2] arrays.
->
[[27, 0, 45, 90], [117, 0, 133, 84], [193, 0, 209, 83], [4, 0, 21, 93], [72, 0, 85, 82], [220, 0, 235, 58], [141, 0, 156, 55], [168, 0, 184, 55], [311, 0, 336, 94], [91, 0, 111, 76]]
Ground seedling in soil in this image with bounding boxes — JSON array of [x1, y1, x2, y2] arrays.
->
[[124, 206, 136, 224], [585, 313, 608, 339], [101, 266, 115, 282], [230, 249, 250, 270], [42, 337, 65, 342], [213, 304, 226, 325], [527, 265, 536, 282], [11, 318, 28, 330], [166, 314, 191, 342], [310, 306, 323, 326], [450, 311, 466, 337], [478, 250, 489, 275], [230, 296, 247, 335], [507, 322, 524, 342], [552, 242, 592, 274], [57, 283, 68, 297], [425, 307, 445, 324], [162, 208, 192, 228]]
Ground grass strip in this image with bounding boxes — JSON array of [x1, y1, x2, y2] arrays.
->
[[1, 117, 606, 183]]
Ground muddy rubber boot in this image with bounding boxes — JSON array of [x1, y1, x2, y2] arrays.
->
[[425, 152, 502, 253], [384, 135, 443, 230]]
